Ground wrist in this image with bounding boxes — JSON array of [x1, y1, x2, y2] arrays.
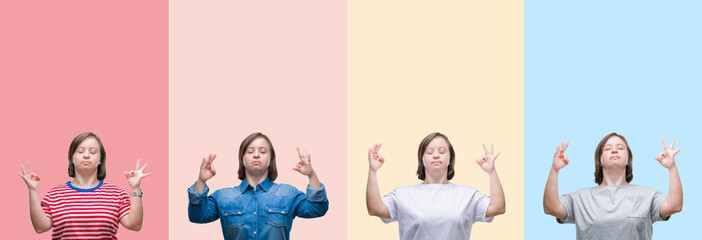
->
[[668, 163, 678, 171], [131, 186, 142, 191], [130, 188, 143, 197], [307, 171, 317, 179]]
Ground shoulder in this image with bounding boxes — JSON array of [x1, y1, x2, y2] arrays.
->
[[44, 183, 71, 197], [270, 182, 302, 195], [386, 185, 417, 196], [561, 186, 595, 199], [213, 187, 242, 197], [47, 183, 70, 192], [100, 182, 126, 191], [100, 182, 124, 190], [625, 184, 660, 195], [99, 182, 129, 195], [453, 184, 478, 192]]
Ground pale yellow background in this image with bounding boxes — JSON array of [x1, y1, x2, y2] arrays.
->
[[348, 1, 524, 239]]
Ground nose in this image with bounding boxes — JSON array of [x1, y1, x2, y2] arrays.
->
[[83, 151, 90, 159], [253, 151, 260, 159], [433, 151, 440, 159]]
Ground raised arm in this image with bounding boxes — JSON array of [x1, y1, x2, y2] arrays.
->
[[655, 139, 683, 217], [120, 159, 151, 231], [188, 154, 220, 224], [18, 163, 52, 233], [543, 142, 569, 219], [476, 144, 506, 217], [366, 143, 390, 218]]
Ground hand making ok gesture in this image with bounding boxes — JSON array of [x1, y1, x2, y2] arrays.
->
[[655, 138, 681, 169]]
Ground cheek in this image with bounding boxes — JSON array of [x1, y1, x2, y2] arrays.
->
[[422, 155, 431, 164], [261, 155, 271, 164]]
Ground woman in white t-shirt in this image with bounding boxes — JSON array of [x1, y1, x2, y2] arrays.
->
[[543, 132, 684, 240], [365, 132, 506, 240]]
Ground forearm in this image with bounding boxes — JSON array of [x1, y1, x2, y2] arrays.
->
[[366, 170, 389, 217], [486, 170, 506, 217], [662, 165, 683, 216], [123, 188, 144, 231], [308, 171, 322, 190], [543, 168, 565, 217], [194, 179, 206, 192], [28, 190, 52, 233]]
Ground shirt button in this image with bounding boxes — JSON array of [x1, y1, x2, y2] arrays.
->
[[254, 231, 257, 234], [254, 212, 257, 215], [282, 211, 285, 214], [224, 213, 228, 216], [238, 212, 241, 214]]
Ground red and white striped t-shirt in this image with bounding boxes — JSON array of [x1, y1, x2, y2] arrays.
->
[[41, 181, 131, 240]]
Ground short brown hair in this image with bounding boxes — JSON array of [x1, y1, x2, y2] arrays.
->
[[237, 132, 278, 181], [594, 132, 633, 184], [417, 132, 456, 180], [68, 132, 107, 180]]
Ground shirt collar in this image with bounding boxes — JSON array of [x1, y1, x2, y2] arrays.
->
[[239, 177, 273, 192]]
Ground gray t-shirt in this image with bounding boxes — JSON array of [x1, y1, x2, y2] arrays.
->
[[558, 184, 669, 240]]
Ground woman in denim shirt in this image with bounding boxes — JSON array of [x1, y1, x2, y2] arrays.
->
[[188, 132, 329, 240]]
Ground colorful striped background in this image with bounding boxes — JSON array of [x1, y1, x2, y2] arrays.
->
[[2, 1, 700, 239]]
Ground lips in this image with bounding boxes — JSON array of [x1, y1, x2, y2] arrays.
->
[[430, 161, 442, 165], [610, 156, 620, 160], [252, 161, 262, 165]]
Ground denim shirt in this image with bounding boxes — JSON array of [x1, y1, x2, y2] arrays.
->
[[188, 178, 329, 240]]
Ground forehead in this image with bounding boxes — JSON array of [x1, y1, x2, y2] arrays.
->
[[78, 137, 100, 148], [427, 136, 449, 148], [247, 137, 270, 148], [605, 136, 626, 145]]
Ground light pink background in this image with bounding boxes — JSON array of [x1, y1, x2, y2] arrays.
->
[[1, 0, 169, 239], [169, 1, 347, 239]]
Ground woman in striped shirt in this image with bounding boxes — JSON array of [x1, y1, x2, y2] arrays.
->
[[19, 132, 151, 239]]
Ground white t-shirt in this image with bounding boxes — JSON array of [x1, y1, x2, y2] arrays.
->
[[381, 183, 493, 240]]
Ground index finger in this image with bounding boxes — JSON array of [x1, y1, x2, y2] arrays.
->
[[296, 147, 302, 157]]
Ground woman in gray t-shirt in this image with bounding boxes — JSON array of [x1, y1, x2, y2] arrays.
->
[[543, 132, 683, 240]]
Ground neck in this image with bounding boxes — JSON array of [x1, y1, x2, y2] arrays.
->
[[72, 172, 100, 188], [422, 170, 449, 184], [245, 170, 268, 188], [599, 167, 628, 187]]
